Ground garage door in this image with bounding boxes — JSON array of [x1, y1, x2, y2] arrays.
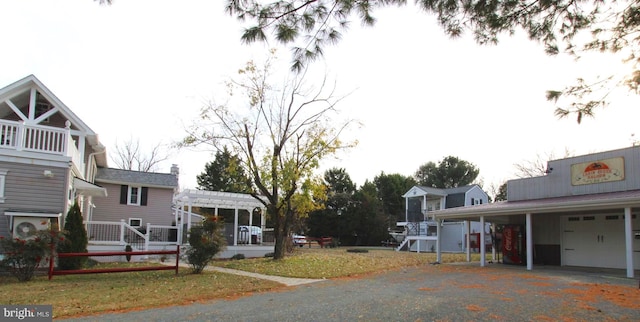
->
[[562, 214, 637, 269]]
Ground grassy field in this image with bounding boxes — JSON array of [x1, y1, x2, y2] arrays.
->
[[0, 249, 487, 319], [212, 248, 487, 279]]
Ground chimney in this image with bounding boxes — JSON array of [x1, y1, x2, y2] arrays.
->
[[170, 164, 180, 191]]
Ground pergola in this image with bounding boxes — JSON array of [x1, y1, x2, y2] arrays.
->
[[174, 189, 268, 245]]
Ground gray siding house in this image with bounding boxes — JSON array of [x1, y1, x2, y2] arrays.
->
[[92, 167, 179, 228], [0, 75, 108, 239], [397, 185, 490, 252]]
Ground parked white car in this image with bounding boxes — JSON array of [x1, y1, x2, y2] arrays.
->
[[238, 225, 262, 244], [292, 234, 307, 247]]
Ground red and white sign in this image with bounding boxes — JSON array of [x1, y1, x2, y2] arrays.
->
[[571, 157, 625, 186]]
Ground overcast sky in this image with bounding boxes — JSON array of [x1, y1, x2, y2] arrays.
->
[[1, 0, 639, 193]]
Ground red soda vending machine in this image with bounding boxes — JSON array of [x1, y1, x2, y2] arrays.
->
[[502, 225, 526, 265]]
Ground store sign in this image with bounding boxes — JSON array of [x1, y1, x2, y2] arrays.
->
[[571, 157, 625, 185]]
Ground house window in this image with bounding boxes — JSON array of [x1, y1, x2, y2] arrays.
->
[[120, 185, 148, 206], [129, 218, 142, 228], [129, 186, 140, 205], [0, 169, 7, 203]]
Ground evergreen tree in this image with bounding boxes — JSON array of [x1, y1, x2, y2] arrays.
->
[[197, 147, 251, 193], [227, 0, 640, 121], [57, 202, 88, 270]]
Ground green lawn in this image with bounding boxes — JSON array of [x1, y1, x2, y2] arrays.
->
[[0, 249, 488, 319]]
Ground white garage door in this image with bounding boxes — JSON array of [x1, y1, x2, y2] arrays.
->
[[562, 214, 638, 269]]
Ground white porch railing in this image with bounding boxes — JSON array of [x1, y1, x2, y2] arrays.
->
[[0, 120, 86, 174], [0, 120, 67, 154], [85, 220, 179, 251]]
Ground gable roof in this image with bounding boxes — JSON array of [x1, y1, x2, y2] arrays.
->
[[95, 168, 178, 188], [0, 75, 97, 136], [403, 184, 483, 198], [0, 75, 107, 167], [443, 184, 480, 195]]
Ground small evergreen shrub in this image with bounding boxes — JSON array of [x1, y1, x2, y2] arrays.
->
[[264, 252, 274, 258], [230, 253, 245, 260], [57, 203, 88, 270], [186, 216, 226, 274]]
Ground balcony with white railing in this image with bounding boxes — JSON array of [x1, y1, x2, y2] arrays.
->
[[0, 120, 83, 171]]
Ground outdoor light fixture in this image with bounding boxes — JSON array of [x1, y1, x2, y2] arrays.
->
[[43, 170, 54, 178]]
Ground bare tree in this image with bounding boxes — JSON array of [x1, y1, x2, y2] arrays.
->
[[513, 149, 573, 178], [182, 53, 356, 259], [110, 137, 169, 172]]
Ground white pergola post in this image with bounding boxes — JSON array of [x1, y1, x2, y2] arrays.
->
[[187, 199, 193, 231], [526, 213, 533, 271], [248, 208, 253, 245], [436, 219, 442, 263], [465, 220, 471, 262], [625, 207, 634, 278], [480, 216, 486, 267], [233, 208, 239, 246], [260, 207, 265, 230]]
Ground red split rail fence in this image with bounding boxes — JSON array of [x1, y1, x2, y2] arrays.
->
[[48, 246, 180, 280]]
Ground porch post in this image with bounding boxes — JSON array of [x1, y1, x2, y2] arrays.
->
[[491, 222, 496, 262], [625, 207, 634, 278], [187, 199, 193, 230], [436, 219, 442, 263], [465, 220, 471, 262], [404, 196, 409, 222], [480, 216, 486, 267], [248, 208, 253, 245], [526, 213, 533, 271], [233, 208, 239, 246]]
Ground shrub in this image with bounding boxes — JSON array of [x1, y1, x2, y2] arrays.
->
[[57, 203, 88, 270], [346, 248, 369, 253], [0, 229, 64, 282], [230, 253, 245, 260], [264, 252, 275, 258], [186, 215, 226, 274]]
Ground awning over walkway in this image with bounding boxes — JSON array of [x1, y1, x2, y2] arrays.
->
[[430, 189, 640, 222], [73, 177, 108, 197]]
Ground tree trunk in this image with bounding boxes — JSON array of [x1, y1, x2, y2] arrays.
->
[[272, 205, 286, 260]]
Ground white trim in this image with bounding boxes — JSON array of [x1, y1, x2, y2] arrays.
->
[[0, 169, 7, 203], [5, 211, 62, 218], [128, 217, 142, 228]]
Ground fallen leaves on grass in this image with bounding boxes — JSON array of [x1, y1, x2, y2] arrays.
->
[[466, 304, 487, 312]]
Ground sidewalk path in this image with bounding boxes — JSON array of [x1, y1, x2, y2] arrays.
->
[[173, 261, 325, 286], [207, 266, 324, 286]]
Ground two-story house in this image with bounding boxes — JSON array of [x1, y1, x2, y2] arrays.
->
[[0, 75, 108, 240], [397, 184, 490, 252]]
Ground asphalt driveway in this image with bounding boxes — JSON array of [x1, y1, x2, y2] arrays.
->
[[59, 263, 640, 321]]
